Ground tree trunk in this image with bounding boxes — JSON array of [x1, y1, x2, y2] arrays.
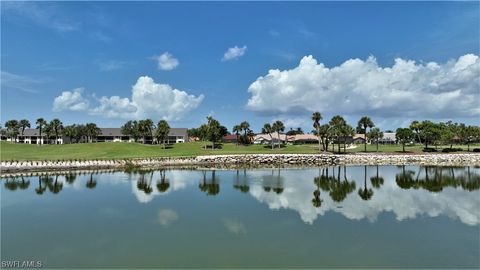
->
[[402, 143, 405, 152], [376, 140, 379, 152]]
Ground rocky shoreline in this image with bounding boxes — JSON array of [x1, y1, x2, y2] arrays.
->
[[1, 153, 479, 175]]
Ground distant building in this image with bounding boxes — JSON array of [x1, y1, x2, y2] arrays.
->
[[222, 134, 238, 143], [1, 128, 188, 145], [379, 132, 396, 144], [353, 134, 367, 144]]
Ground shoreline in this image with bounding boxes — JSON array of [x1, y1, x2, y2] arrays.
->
[[1, 153, 479, 175]]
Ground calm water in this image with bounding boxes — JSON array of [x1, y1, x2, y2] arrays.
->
[[1, 166, 479, 269]]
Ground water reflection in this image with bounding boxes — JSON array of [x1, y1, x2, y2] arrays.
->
[[2, 166, 479, 225]]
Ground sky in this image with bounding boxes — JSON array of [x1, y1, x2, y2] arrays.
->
[[1, 1, 479, 133]]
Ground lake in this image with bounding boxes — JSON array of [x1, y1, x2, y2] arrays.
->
[[1, 165, 479, 268]]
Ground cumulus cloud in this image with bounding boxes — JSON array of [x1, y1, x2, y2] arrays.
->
[[246, 54, 480, 119], [151, 52, 179, 71], [52, 88, 90, 112], [222, 46, 247, 61], [52, 76, 204, 120]]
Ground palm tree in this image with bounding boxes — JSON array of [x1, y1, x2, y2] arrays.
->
[[63, 125, 77, 144], [357, 116, 375, 152], [232, 125, 241, 147], [358, 166, 373, 200], [155, 120, 170, 148], [240, 121, 251, 145], [19, 119, 30, 136], [311, 112, 323, 152], [342, 124, 355, 153], [272, 120, 285, 149], [85, 123, 101, 143], [5, 120, 19, 143], [36, 118, 47, 145], [262, 123, 275, 150], [49, 118, 63, 144], [139, 119, 154, 144], [329, 115, 347, 153]]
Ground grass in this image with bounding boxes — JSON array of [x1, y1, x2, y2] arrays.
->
[[0, 141, 478, 161]]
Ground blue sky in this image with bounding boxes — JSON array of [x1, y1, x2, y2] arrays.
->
[[1, 2, 479, 132]]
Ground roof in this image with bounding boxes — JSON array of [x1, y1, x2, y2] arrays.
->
[[353, 134, 366, 140], [18, 129, 43, 136], [223, 134, 237, 140], [293, 134, 318, 141]]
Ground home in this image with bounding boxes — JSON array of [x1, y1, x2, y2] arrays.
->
[[222, 134, 238, 143], [378, 132, 396, 144], [353, 134, 367, 144]]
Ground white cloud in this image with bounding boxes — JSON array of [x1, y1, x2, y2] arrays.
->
[[152, 52, 179, 71], [1, 71, 49, 93], [52, 88, 90, 112], [2, 2, 79, 32], [246, 54, 480, 119], [90, 76, 203, 120], [52, 76, 203, 120], [222, 46, 247, 61], [157, 209, 179, 226]]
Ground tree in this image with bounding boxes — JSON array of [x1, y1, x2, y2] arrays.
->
[[19, 119, 30, 136], [5, 120, 19, 143], [198, 124, 209, 149], [262, 123, 275, 150], [370, 165, 384, 188], [462, 125, 479, 151], [85, 123, 101, 143], [155, 120, 170, 148], [63, 125, 77, 144], [49, 118, 63, 144], [410, 120, 422, 144], [329, 115, 347, 153], [396, 128, 414, 152], [419, 120, 441, 149], [86, 173, 97, 189], [367, 127, 383, 152], [36, 118, 47, 145], [312, 111, 323, 152], [239, 121, 251, 145], [74, 124, 87, 143], [206, 116, 227, 150], [272, 120, 285, 149], [342, 124, 355, 153], [232, 125, 242, 147], [139, 119, 154, 144], [357, 116, 375, 152], [156, 170, 170, 192], [121, 120, 140, 142]]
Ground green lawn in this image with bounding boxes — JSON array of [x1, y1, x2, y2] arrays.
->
[[0, 141, 478, 161]]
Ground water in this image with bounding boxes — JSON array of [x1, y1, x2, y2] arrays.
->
[[1, 166, 479, 268]]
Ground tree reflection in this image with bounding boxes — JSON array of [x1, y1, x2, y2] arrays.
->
[[318, 166, 356, 203], [312, 168, 324, 208], [137, 170, 154, 194], [65, 173, 77, 185], [4, 177, 20, 191], [86, 173, 97, 189], [396, 166, 480, 192], [358, 166, 374, 200], [233, 169, 250, 193], [46, 175, 63, 194], [370, 165, 384, 189], [156, 169, 170, 193], [199, 170, 220, 196], [35, 176, 48, 195], [261, 168, 285, 194]]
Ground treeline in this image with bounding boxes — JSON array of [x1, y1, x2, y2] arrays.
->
[[120, 119, 170, 148]]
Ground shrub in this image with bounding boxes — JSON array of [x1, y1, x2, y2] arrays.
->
[[423, 147, 437, 152], [441, 148, 463, 153], [473, 148, 480, 152]]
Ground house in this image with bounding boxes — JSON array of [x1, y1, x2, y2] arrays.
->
[[1, 127, 188, 145], [353, 134, 367, 144], [292, 134, 319, 144], [253, 132, 293, 144], [222, 134, 238, 143], [379, 132, 396, 144]]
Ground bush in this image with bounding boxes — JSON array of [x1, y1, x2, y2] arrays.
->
[[473, 148, 480, 152], [423, 147, 437, 152], [441, 148, 463, 153]]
